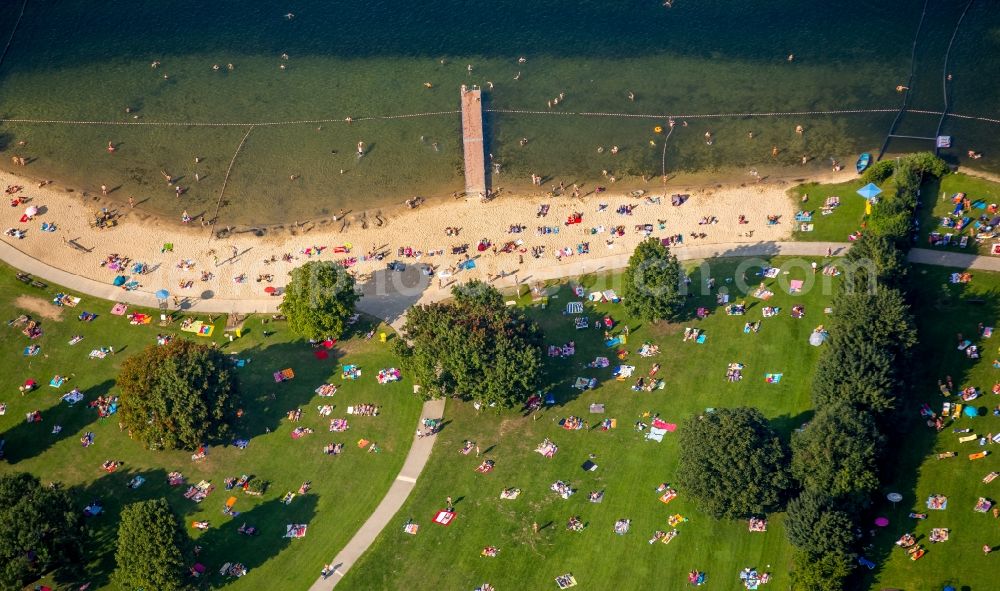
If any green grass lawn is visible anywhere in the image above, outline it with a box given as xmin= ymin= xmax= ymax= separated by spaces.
xmin=916 ymin=172 xmax=1000 ymax=255
xmin=339 ymin=256 xmax=841 ymax=591
xmin=865 ymin=264 xmax=1000 ymax=591
xmin=789 ymin=179 xmax=870 ymax=242
xmin=0 ymin=261 xmax=422 ymax=590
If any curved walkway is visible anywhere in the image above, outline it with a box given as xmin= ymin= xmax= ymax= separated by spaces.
xmin=9 ymin=236 xmax=993 ymax=323
xmin=309 ymin=397 xmax=446 ymax=591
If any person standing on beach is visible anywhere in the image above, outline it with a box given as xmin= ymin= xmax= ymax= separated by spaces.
xmin=101 ymin=184 xmax=108 ymax=196
xmin=128 ymin=196 xmax=135 ymax=208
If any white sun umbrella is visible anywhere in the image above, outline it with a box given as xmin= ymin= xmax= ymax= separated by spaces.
xmin=24 ymin=205 xmax=38 ymax=217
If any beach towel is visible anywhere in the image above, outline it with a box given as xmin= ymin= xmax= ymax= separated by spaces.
xmin=61 ymin=391 xmax=84 ymax=405
xmin=589 ymin=403 xmax=605 ymax=414
xmin=789 ymin=280 xmax=804 ymax=293
xmin=646 ymin=427 xmax=667 ymax=442
xmin=969 ymin=451 xmax=989 ymax=460
xmin=765 ymin=373 xmax=783 ymax=384
xmin=110 ymin=303 xmax=127 ymax=315
xmin=432 ymin=510 xmax=456 ymax=526
xmin=284 ymin=524 xmax=308 ymax=538
xmin=566 ymin=301 xmax=584 ymax=314
xmin=403 ymin=523 xmax=419 ymax=535
xmin=314 ymin=350 xmax=329 ymax=360
xmin=959 ymin=434 xmax=978 ymax=443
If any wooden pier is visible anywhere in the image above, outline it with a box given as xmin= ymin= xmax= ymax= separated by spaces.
xmin=460 ymin=85 xmax=487 ymax=198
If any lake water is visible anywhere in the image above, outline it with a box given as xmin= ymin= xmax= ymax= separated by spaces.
xmin=0 ymin=0 xmax=997 ymax=225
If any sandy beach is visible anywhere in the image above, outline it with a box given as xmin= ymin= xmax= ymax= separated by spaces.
xmin=0 ymin=167 xmax=856 ymax=303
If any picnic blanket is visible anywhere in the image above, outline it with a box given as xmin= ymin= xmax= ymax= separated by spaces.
xmin=274 ymin=368 xmax=295 ymax=382
xmin=432 ymin=510 xmax=456 ymax=526
xmin=284 ymin=524 xmax=308 ymax=538
xmin=646 ymin=427 xmax=667 ymax=442
xmin=315 ymin=384 xmax=338 ymax=397
xmin=110 ymin=303 xmax=127 ymax=315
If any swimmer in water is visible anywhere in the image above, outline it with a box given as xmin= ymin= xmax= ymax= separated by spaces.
xmin=518 ymin=57 xmax=526 ymax=64
xmin=227 ymin=63 xmax=234 ymax=70
xmin=795 ymin=125 xmax=804 ymax=135
xmin=487 ymin=81 xmax=494 ymax=89
xmin=357 ymin=141 xmax=365 ymax=157
xmin=520 ymin=137 xmax=528 ymax=147
xmin=212 ymin=64 xmax=220 ymax=71
xmin=281 ymin=53 xmax=289 ymax=60
xmin=787 ymin=53 xmax=794 ymax=62
xmin=107 ymin=141 xmax=116 ymax=153
xmin=280 ymin=64 xmax=286 ymax=70
xmin=628 ymin=91 xmax=635 ymax=101
xmin=514 ymin=71 xmax=521 ymax=80
xmin=151 ymin=61 xmax=161 ymax=68
xmin=284 ymin=12 xmax=295 ymax=19
xmin=467 ymin=64 xmax=473 ymax=75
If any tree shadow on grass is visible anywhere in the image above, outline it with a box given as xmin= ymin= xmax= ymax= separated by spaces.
xmin=225 ymin=340 xmax=347 ymax=441
xmin=1 ymin=379 xmax=112 ymax=464
xmin=858 ymin=280 xmax=1000 ymax=587
xmin=195 ymin=494 xmax=318 ymax=589
xmin=70 ymin=467 xmax=172 ymax=589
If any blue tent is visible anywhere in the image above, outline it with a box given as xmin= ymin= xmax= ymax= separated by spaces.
xmin=857 ymin=183 xmax=883 ymax=200
xmin=113 ymin=275 xmax=127 ymax=286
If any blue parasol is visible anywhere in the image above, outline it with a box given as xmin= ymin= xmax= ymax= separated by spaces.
xmin=155 ymin=289 xmax=169 ymax=300
xmin=856 ymin=183 xmax=883 ymax=200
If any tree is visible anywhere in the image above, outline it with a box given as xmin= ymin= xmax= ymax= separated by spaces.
xmin=118 ymin=339 xmax=241 ymax=450
xmin=791 ymin=549 xmax=854 ymax=591
xmin=675 ymin=408 xmax=791 ymax=519
xmin=0 ymin=473 xmax=82 ymax=591
xmin=785 ymin=490 xmax=856 ymax=555
xmin=812 ymin=286 xmax=916 ymax=413
xmin=394 ymin=281 xmax=543 ymax=408
xmin=792 ymin=403 xmax=883 ymax=506
xmin=280 ymin=260 xmax=360 ymax=340
xmin=842 ymin=233 xmax=907 ymax=291
xmin=113 ymin=499 xmax=189 ymax=591
xmin=622 ymin=238 xmax=686 ymax=322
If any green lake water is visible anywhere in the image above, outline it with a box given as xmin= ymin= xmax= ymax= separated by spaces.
xmin=0 ymin=0 xmax=997 ymax=225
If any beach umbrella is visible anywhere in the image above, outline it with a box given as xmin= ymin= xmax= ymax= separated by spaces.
xmin=964 ymin=405 xmax=978 ymax=417
xmin=856 ymin=183 xmax=882 ymax=200
xmin=113 ymin=275 xmax=127 ymax=287
xmin=264 ymin=286 xmax=276 ymax=294
xmin=24 ymin=205 xmax=38 ymax=217
xmin=155 ymin=289 xmax=169 ymax=300
xmin=874 ymin=516 xmax=889 ymax=527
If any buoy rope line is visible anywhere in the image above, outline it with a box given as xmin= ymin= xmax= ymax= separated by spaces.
xmin=207 ymin=125 xmax=255 ymax=243
xmin=0 ymin=0 xmax=29 ymax=71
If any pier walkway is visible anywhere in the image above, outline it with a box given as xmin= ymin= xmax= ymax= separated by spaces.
xmin=460 ymin=85 xmax=487 ymax=198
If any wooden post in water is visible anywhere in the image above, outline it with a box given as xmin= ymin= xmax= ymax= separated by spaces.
xmin=460 ymin=85 xmax=487 ymax=199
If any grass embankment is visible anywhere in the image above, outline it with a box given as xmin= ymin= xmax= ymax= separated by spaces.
xmin=341 ymin=256 xmax=840 ymax=591
xmin=916 ymin=172 xmax=1000 ymax=255
xmin=867 ymin=264 xmax=1000 ymax=590
xmin=0 ymin=261 xmax=422 ymax=590
xmin=790 ymin=178 xmax=872 ymax=242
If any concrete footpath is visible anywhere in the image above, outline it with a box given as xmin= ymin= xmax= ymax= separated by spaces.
xmin=308 ymin=398 xmax=446 ymax=591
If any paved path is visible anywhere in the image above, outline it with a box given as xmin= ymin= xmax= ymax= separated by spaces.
xmin=308 ymin=397 xmax=446 ymax=591
xmin=907 ymin=247 xmax=1000 ymax=271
